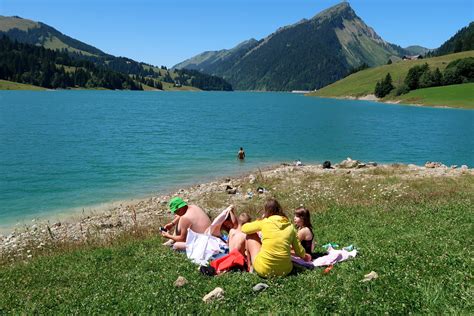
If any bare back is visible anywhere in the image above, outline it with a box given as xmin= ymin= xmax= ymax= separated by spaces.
xmin=178 ymin=204 xmax=211 ymax=234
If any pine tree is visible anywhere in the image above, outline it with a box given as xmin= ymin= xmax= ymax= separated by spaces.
xmin=431 ymin=68 xmax=443 ymax=87
xmin=374 ymin=81 xmax=382 ymax=98
xmin=383 ymin=73 xmax=394 ymax=96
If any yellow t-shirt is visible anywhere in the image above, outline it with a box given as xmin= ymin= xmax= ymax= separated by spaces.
xmin=242 ymin=215 xmax=306 ymax=277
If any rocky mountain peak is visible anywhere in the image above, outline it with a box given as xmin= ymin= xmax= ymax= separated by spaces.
xmin=312 ymin=2 xmax=356 ymax=21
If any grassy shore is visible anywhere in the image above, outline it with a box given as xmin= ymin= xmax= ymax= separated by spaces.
xmin=308 ymin=51 xmax=474 ymax=109
xmin=393 ymin=83 xmax=474 ymax=109
xmin=0 ymin=79 xmax=46 ymax=90
xmin=0 ymin=164 xmax=472 ymax=314
xmin=0 ymin=79 xmax=199 ymax=91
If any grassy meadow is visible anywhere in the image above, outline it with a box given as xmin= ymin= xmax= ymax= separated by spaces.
xmin=394 ymin=83 xmax=474 ymax=109
xmin=0 ymin=79 xmax=46 ymax=90
xmin=309 ymin=51 xmax=474 ymax=108
xmin=0 ymin=166 xmax=472 ymax=314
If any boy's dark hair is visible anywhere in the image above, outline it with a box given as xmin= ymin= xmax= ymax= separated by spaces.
xmin=295 ymin=207 xmax=313 ymax=230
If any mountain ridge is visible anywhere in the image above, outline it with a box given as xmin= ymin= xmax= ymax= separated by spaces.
xmin=0 ymin=15 xmax=108 ymax=57
xmin=0 ymin=15 xmax=233 ymax=91
xmin=173 ymin=3 xmax=414 ymax=91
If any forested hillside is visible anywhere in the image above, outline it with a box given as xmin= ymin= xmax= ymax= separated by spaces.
xmin=0 ymin=36 xmax=141 ymax=90
xmin=432 ymin=22 xmax=473 ymax=56
xmin=0 ymin=15 xmax=233 ymax=91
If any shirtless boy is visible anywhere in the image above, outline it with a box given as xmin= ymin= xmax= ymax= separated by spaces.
xmin=161 ymin=197 xmax=211 ymax=250
xmin=228 ymin=212 xmax=251 ymax=255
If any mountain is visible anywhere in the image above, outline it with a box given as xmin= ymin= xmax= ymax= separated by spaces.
xmin=0 ymin=15 xmax=107 ymax=57
xmin=173 ymin=3 xmax=410 ymax=91
xmin=172 ymin=38 xmax=260 ymax=73
xmin=433 ymin=22 xmax=474 ymax=56
xmin=404 ymin=45 xmax=431 ymax=56
xmin=0 ymin=35 xmax=143 ymax=90
xmin=0 ymin=15 xmax=233 ymax=91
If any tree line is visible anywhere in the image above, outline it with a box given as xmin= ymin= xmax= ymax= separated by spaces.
xmin=174 ymin=69 xmax=233 ymax=91
xmin=374 ymin=57 xmax=474 ymax=98
xmin=0 ymin=36 xmax=142 ymax=90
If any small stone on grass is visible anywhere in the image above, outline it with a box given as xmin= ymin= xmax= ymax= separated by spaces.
xmin=174 ymin=276 xmax=188 ymax=287
xmin=252 ymin=283 xmax=269 ymax=292
xmin=361 ymin=271 xmax=378 ymax=282
xmin=202 ymin=287 xmax=224 ymax=303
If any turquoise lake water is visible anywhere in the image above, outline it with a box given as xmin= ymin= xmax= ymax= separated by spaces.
xmin=0 ymin=91 xmax=473 ymax=229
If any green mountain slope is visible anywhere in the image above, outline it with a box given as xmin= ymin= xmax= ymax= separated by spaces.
xmin=173 ymin=3 xmax=411 ymax=91
xmin=0 ymin=15 xmax=232 ymax=91
xmin=172 ymin=38 xmax=260 ymax=74
xmin=0 ymin=15 xmax=107 ymax=57
xmin=404 ymin=45 xmax=431 ymax=55
xmin=308 ymin=51 xmax=474 ymax=108
xmin=309 ymin=51 xmax=474 ymax=97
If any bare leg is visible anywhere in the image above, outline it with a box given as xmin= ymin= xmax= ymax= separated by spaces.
xmin=246 ymin=233 xmax=262 ymax=269
xmin=173 ymin=241 xmax=186 ymax=251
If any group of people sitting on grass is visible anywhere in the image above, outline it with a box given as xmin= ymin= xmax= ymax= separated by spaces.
xmin=160 ymin=197 xmax=315 ymax=278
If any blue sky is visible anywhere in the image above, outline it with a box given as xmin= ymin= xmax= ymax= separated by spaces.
xmin=1 ymin=0 xmax=472 ymax=67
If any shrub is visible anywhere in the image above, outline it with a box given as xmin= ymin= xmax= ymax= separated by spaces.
xmin=404 ymin=63 xmax=430 ymax=90
xmin=395 ymin=84 xmax=410 ymax=96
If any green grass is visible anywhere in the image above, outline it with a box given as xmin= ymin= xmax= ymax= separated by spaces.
xmin=43 ymin=36 xmax=96 ymax=57
xmin=308 ymin=51 xmax=474 ymax=108
xmin=0 ymin=16 xmax=39 ymax=32
xmin=393 ymin=83 xmax=474 ymax=109
xmin=0 ymin=79 xmax=46 ymax=90
xmin=0 ymin=169 xmax=472 ymax=314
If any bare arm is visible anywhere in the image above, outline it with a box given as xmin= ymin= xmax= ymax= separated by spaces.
xmin=292 ymin=228 xmax=308 ymax=260
xmin=162 ymin=216 xmax=190 ymax=242
xmin=164 ymin=215 xmax=180 ymax=231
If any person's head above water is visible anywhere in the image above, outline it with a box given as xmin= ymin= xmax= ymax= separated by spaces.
xmin=169 ymin=197 xmax=188 ymax=215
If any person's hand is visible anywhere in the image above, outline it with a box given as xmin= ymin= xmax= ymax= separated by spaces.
xmin=161 ymin=231 xmax=171 ymax=239
xmin=164 ymin=223 xmax=174 ymax=231
xmin=303 ymin=253 xmax=312 ymax=262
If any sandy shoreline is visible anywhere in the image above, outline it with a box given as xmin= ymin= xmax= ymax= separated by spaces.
xmin=0 ymin=159 xmax=471 ymax=258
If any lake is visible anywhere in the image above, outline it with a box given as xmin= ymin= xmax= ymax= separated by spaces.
xmin=0 ymin=91 xmax=473 ymax=229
